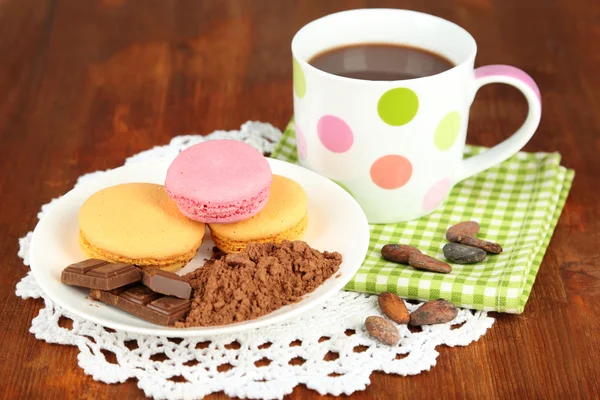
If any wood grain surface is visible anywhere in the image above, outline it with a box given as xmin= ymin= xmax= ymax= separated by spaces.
xmin=1 ymin=0 xmax=599 ymax=398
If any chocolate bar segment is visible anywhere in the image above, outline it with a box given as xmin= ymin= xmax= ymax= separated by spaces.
xmin=147 ymin=297 xmax=192 ymax=315
xmin=90 ymin=284 xmax=191 ymax=326
xmin=141 ymin=267 xmax=192 ymax=299
xmin=121 ymin=285 xmax=162 ymax=304
xmin=62 ymin=259 xmax=141 ymax=290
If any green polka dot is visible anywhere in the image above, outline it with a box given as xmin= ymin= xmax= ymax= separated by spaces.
xmin=377 ymin=88 xmax=419 ymax=126
xmin=332 ymin=180 xmax=354 ymax=198
xmin=434 ymin=111 xmax=461 ymax=150
xmin=293 ymin=58 xmax=306 ymax=98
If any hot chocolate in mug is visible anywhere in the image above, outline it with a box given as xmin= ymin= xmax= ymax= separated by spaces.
xmin=291 ymin=9 xmax=541 ymax=223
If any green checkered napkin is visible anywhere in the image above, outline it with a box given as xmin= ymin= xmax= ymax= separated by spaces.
xmin=271 ymin=120 xmax=574 ymax=313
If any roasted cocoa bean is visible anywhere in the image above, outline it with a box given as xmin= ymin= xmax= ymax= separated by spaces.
xmin=408 ymin=253 xmax=452 ymax=274
xmin=443 ymin=243 xmax=487 ymax=264
xmin=365 ymin=316 xmax=400 ymax=345
xmin=446 ymin=221 xmax=480 ymax=242
xmin=409 ymin=299 xmax=458 ymax=326
xmin=381 ymin=244 xmax=421 ymax=264
xmin=378 ymin=292 xmax=410 ymax=324
xmin=456 ymin=236 xmax=502 ymax=254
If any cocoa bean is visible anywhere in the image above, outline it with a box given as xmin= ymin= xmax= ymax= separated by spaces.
xmin=378 ymin=292 xmax=410 ymax=324
xmin=409 ymin=299 xmax=458 ymax=326
xmin=443 ymin=243 xmax=487 ymax=264
xmin=381 ymin=244 xmax=421 ymax=264
xmin=408 ymin=253 xmax=452 ymax=274
xmin=446 ymin=221 xmax=480 ymax=242
xmin=365 ymin=316 xmax=400 ymax=346
xmin=456 ymin=236 xmax=502 ymax=254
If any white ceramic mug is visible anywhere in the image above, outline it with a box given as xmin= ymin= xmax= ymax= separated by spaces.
xmin=291 ymin=9 xmax=541 ymax=223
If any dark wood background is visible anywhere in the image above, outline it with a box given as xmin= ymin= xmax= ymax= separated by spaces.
xmin=1 ymin=0 xmax=598 ymax=398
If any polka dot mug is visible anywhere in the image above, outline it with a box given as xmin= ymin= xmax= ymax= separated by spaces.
xmin=292 ymin=9 xmax=541 ymax=223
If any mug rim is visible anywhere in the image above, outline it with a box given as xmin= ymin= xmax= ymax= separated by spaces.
xmin=291 ymin=8 xmax=478 ymax=84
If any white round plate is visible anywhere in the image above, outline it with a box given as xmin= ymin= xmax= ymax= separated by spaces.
xmin=29 ymin=158 xmax=370 ymax=337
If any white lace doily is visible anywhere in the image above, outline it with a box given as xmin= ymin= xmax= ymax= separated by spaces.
xmin=15 ymin=121 xmax=495 ymax=400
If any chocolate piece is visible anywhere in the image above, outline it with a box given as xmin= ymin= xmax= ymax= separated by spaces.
xmin=121 ymin=285 xmax=162 ymax=304
xmin=90 ymin=284 xmax=191 ymax=326
xmin=61 ymin=259 xmax=141 ymax=290
xmin=141 ymin=268 xmax=192 ymax=299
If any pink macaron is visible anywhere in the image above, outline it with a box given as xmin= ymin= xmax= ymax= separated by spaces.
xmin=165 ymin=140 xmax=272 ymax=223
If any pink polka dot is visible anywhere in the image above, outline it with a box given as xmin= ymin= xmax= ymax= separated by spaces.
xmin=296 ymin=126 xmax=307 ymax=161
xmin=370 ymin=155 xmax=412 ymax=189
xmin=422 ymin=178 xmax=452 ymax=211
xmin=317 ymin=115 xmax=354 ymax=153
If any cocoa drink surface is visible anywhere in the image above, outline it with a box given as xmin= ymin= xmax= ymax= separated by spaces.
xmin=176 ymin=241 xmax=343 ymax=327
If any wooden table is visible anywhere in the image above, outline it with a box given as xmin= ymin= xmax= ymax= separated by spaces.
xmin=1 ymin=0 xmax=598 ymax=398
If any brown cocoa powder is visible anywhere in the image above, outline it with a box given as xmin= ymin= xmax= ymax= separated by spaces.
xmin=176 ymin=240 xmax=343 ymax=327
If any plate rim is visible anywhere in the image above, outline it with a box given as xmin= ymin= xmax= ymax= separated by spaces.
xmin=29 ymin=157 xmax=370 ymax=337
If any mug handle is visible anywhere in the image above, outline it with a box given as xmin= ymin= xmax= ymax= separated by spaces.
xmin=457 ymin=65 xmax=542 ymax=181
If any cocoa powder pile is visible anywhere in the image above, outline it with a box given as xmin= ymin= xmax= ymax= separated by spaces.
xmin=175 ymin=240 xmax=343 ymax=327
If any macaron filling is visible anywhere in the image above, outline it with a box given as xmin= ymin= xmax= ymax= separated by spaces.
xmin=166 ymin=185 xmax=270 ymax=224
